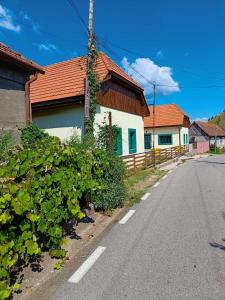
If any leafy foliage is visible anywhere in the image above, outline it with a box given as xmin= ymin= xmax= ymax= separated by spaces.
xmin=92 ymin=150 xmax=126 ymax=213
xmin=85 ymin=44 xmax=100 ymax=141
xmin=97 ymin=118 xmax=120 ymax=152
xmin=0 ymin=135 xmax=107 ymax=298
xmin=209 ymin=110 xmax=225 ymax=131
xmin=0 ymin=130 xmax=13 ymax=163
xmin=19 ymin=123 xmax=49 ymax=149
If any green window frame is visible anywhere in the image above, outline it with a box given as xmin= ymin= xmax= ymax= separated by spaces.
xmin=144 ymin=133 xmax=152 ymax=149
xmin=183 ymin=133 xmax=189 ymax=145
xmin=128 ymin=128 xmax=137 ymax=154
xmin=116 ymin=128 xmax=123 ymax=155
xmin=158 ymin=134 xmax=173 ymax=145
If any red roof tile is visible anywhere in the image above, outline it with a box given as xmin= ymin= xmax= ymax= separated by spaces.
xmin=0 ymin=42 xmax=44 ymax=74
xmin=30 ymin=52 xmax=142 ymax=103
xmin=144 ymin=104 xmax=188 ymax=128
xmin=195 ymin=121 xmax=225 ymax=137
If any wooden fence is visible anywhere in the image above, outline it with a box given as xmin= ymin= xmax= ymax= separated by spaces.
xmin=122 ymin=146 xmax=189 ymax=171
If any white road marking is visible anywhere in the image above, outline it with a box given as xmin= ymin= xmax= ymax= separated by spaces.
xmin=141 ymin=192 xmax=151 ymax=201
xmin=162 ymin=175 xmax=167 ymax=180
xmin=119 ymin=210 xmax=136 ymax=225
xmin=153 ymin=182 xmax=160 ymax=188
xmin=68 ymin=246 xmax=106 ymax=283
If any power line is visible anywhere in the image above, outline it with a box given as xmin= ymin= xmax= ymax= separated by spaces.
xmin=96 ymin=37 xmax=225 ymax=90
xmin=104 ymin=39 xmax=225 ymax=82
xmin=65 ymin=0 xmax=89 ymax=34
xmin=96 ymin=37 xmax=155 ymax=86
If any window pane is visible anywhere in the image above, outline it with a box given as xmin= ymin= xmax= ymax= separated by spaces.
xmin=159 ymin=134 xmax=172 ymax=145
xmin=128 ymin=129 xmax=137 ymax=154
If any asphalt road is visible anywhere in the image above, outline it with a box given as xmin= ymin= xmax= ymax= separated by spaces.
xmin=50 ymin=155 xmax=225 ymax=300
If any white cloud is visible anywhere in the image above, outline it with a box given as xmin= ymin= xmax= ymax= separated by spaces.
xmin=122 ymin=57 xmax=180 ymax=95
xmin=20 ymin=11 xmax=40 ymax=33
xmin=38 ymin=43 xmax=57 ymax=52
xmin=0 ymin=4 xmax=21 ymax=32
xmin=195 ymin=117 xmax=208 ymax=122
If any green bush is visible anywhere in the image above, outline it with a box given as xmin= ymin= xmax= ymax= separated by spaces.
xmin=97 ymin=119 xmax=120 ymax=152
xmin=0 ymin=130 xmax=13 ymax=162
xmin=0 ymin=137 xmax=106 ymax=298
xmin=92 ymin=150 xmax=126 ymax=213
xmin=19 ymin=123 xmax=49 ymax=149
xmin=0 ymin=123 xmax=126 ymax=298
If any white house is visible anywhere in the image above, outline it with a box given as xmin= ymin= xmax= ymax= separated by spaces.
xmin=144 ymin=104 xmax=190 ymax=149
xmin=30 ymin=52 xmax=149 ymax=156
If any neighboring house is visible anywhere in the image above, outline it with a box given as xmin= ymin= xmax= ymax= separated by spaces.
xmin=144 ymin=104 xmax=190 ymax=149
xmin=190 ymin=121 xmax=225 ymax=150
xmin=0 ymin=43 xmax=44 ymax=140
xmin=30 ymin=52 xmax=149 ymax=156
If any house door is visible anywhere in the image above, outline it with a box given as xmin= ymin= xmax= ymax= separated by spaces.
xmin=144 ymin=133 xmax=152 ymax=149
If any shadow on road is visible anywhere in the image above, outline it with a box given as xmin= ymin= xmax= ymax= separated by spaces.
xmin=194 ymin=160 xmax=225 ymax=165
xmin=209 ymin=242 xmax=225 ymax=251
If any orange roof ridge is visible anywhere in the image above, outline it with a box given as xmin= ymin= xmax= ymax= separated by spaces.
xmin=31 ymin=51 xmax=143 ymax=103
xmin=43 ymin=55 xmax=86 ymax=69
xmin=144 ymin=103 xmax=188 ymax=128
xmin=195 ymin=121 xmax=225 ymax=137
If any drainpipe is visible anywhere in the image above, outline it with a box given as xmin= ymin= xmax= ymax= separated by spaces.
xmin=25 ymin=72 xmax=38 ymax=126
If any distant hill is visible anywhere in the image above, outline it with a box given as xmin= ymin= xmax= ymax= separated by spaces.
xmin=209 ymin=110 xmax=225 ymax=131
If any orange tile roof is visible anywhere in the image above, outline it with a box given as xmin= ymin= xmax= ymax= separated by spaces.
xmin=144 ymin=104 xmax=188 ymax=128
xmin=0 ymin=42 xmax=44 ymax=74
xmin=195 ymin=121 xmax=225 ymax=137
xmin=31 ymin=52 xmax=142 ymax=103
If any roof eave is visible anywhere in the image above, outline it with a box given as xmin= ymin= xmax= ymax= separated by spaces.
xmin=32 ymin=95 xmax=84 ymax=108
xmin=144 ymin=124 xmax=183 ymax=128
xmin=0 ymin=52 xmax=44 ymax=74
xmin=109 ymin=71 xmax=143 ymax=92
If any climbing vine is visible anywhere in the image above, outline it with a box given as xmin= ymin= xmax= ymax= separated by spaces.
xmin=85 ymin=43 xmax=100 ymax=140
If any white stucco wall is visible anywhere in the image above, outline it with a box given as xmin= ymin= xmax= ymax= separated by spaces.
xmin=95 ymin=105 xmax=145 ymax=155
xmin=33 ymin=104 xmax=84 ymax=142
xmin=33 ymin=103 xmax=145 ymax=155
xmin=210 ymin=136 xmax=225 ymax=148
xmin=144 ymin=126 xmax=189 ymax=149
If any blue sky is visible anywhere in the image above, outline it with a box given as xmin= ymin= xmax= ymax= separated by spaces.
xmin=1 ymin=0 xmax=225 ymax=121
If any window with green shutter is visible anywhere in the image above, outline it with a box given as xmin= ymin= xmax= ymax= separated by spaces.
xmin=144 ymin=133 xmax=152 ymax=149
xmin=116 ymin=128 xmax=123 ymax=155
xmin=158 ymin=134 xmax=172 ymax=145
xmin=128 ymin=128 xmax=137 ymax=154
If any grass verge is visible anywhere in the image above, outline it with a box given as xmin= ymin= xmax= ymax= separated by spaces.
xmin=125 ymin=168 xmax=166 ymax=206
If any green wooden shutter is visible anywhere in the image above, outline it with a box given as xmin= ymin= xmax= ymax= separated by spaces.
xmin=116 ymin=128 xmax=123 ymax=155
xmin=128 ymin=129 xmax=137 ymax=154
xmin=144 ymin=133 xmax=151 ymax=149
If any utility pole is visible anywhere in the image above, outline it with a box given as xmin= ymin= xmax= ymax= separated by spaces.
xmin=109 ymin=112 xmax=112 ymax=148
xmin=84 ymin=0 xmax=94 ymax=134
xmin=152 ymin=83 xmax=156 ymax=166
